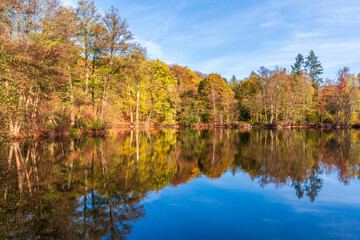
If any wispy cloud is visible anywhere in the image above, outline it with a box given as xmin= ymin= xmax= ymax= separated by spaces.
xmin=136 ymin=39 xmax=164 ymax=59
xmin=82 ymin=0 xmax=360 ymax=79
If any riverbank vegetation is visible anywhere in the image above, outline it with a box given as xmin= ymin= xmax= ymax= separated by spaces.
xmin=1 ymin=0 xmax=360 ymax=140
xmin=232 ymin=53 xmax=360 ymax=127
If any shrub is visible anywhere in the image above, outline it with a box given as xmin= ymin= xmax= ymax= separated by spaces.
xmin=91 ymin=119 xmax=104 ymax=131
xmin=71 ymin=128 xmax=81 ymax=139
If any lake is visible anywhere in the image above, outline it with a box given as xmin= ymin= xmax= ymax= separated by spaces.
xmin=1 ymin=129 xmax=360 ymax=239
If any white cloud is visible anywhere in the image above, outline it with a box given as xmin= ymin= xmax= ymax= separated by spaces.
xmin=136 ymin=39 xmax=164 ymax=60
xmin=86 ymin=0 xmax=360 ymax=79
xmin=60 ymin=0 xmax=77 ymax=7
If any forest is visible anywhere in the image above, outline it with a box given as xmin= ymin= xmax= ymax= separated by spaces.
xmin=1 ymin=0 xmax=360 ymax=139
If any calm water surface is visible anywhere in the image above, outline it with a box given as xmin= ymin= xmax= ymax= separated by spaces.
xmin=1 ymin=129 xmax=360 ymax=239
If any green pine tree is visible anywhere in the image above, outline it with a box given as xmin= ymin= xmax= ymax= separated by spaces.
xmin=305 ymin=50 xmax=324 ymax=89
xmin=291 ymin=53 xmax=305 ymax=75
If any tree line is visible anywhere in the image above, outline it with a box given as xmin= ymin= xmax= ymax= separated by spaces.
xmin=231 ymin=51 xmax=360 ymax=126
xmin=1 ymin=0 xmax=360 ymax=139
xmin=0 ymin=0 xmax=237 ymax=139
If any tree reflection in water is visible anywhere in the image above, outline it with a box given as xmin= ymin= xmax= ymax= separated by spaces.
xmin=1 ymin=129 xmax=360 ymax=238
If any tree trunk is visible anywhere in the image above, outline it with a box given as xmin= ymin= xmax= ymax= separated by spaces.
xmin=4 ymin=145 xmax=14 ymax=201
xmin=100 ymin=76 xmax=108 ymax=122
xmin=14 ymin=143 xmax=24 ymax=202
xmin=275 ymin=97 xmax=279 ymax=122
xmin=136 ymin=84 xmax=139 ymax=127
xmin=9 ymin=118 xmax=22 ymax=137
xmin=302 ymin=99 xmax=306 ymax=124
xmin=5 ymin=81 xmax=9 ymax=95
xmin=69 ymin=67 xmax=75 ymax=127
xmin=212 ymin=131 xmax=216 ymax=165
xmin=212 ymin=88 xmax=216 ymax=126
xmin=68 ymin=140 xmax=74 ymax=190
xmin=128 ymin=86 xmax=133 ymax=123
xmin=9 ymin=92 xmax=25 ymax=136
xmin=84 ymin=65 xmax=89 ymax=104
xmin=30 ymin=144 xmax=39 ymax=190
xmin=346 ymin=102 xmax=352 ymax=127
xmin=270 ymin=94 xmax=274 ymax=123
xmin=287 ymin=97 xmax=296 ymax=124
xmin=91 ymin=55 xmax=96 ymax=108
xmin=174 ymin=102 xmax=177 ymax=122
xmin=136 ymin=130 xmax=139 ymax=162
xmin=263 ymin=88 xmax=267 ymax=123
xmin=146 ymin=110 xmax=152 ymax=127
xmin=83 ymin=168 xmax=88 ymax=237
xmin=31 ymin=95 xmax=39 ymax=122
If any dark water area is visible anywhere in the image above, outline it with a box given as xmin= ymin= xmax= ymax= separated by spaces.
xmin=1 ymin=129 xmax=360 ymax=239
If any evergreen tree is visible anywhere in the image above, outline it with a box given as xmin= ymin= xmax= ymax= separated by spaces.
xmin=230 ymin=75 xmax=237 ymax=84
xmin=249 ymin=71 xmax=258 ymax=78
xmin=291 ymin=53 xmax=305 ymax=75
xmin=305 ymin=50 xmax=324 ymax=89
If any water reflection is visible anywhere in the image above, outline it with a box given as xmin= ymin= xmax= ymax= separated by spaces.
xmin=1 ymin=129 xmax=360 ymax=238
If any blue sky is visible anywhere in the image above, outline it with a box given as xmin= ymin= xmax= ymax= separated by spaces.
xmin=62 ymin=0 xmax=360 ymax=80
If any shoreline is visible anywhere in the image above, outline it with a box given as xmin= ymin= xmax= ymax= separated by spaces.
xmin=1 ymin=123 xmax=359 ymax=142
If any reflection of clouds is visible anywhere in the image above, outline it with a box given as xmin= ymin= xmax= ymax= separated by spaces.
xmin=5 ymin=129 xmax=360 ymax=239
xmin=318 ymin=219 xmax=360 ymax=235
xmin=311 ymin=175 xmax=360 ymax=207
xmin=291 ymin=205 xmax=323 ymax=214
xmin=189 ymin=196 xmax=223 ymax=206
xmin=169 ymin=203 xmax=186 ymax=207
xmin=200 ymin=171 xmax=360 ymax=210
xmin=142 ymin=190 xmax=162 ymax=204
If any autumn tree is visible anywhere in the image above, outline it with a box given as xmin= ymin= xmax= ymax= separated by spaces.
xmin=198 ymin=74 xmax=235 ymax=125
xmin=238 ymin=73 xmax=262 ymax=122
xmin=119 ymin=45 xmax=151 ymax=126
xmin=334 ymin=67 xmax=360 ymax=126
xmin=0 ymin=0 xmax=69 ymax=136
xmin=149 ymin=60 xmax=177 ymax=124
xmin=170 ymin=65 xmax=202 ymax=125
xmin=100 ymin=6 xmax=133 ymax=121
xmin=284 ymin=71 xmax=314 ymax=124
xmin=51 ymin=6 xmax=80 ymax=127
xmin=76 ymin=0 xmax=99 ymax=104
